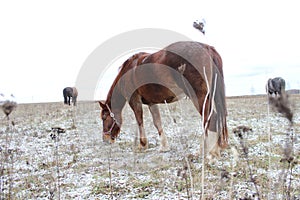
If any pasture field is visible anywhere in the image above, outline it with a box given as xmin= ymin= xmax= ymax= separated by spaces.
xmin=0 ymin=95 xmax=299 ymax=199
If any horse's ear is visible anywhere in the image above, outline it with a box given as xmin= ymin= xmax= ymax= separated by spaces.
xmin=98 ymin=100 xmax=106 ymax=109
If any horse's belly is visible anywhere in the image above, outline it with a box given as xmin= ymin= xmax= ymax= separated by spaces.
xmin=139 ymin=84 xmax=185 ymax=104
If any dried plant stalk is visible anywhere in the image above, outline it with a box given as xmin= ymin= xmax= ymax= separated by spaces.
xmin=200 ymin=66 xmax=217 ymax=199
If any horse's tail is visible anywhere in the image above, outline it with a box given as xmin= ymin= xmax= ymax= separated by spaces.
xmin=209 ymin=47 xmax=228 ymax=148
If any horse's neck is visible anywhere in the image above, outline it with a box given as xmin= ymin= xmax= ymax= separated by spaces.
xmin=106 ymin=86 xmax=126 ymax=124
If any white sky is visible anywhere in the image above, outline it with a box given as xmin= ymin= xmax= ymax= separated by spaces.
xmin=1 ymin=0 xmax=300 ymax=103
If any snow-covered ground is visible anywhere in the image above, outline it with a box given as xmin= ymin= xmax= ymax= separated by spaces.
xmin=0 ymin=95 xmax=299 ymax=199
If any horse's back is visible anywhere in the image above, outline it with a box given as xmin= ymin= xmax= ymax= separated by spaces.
xmin=142 ymin=41 xmax=224 ymax=87
xmin=270 ymin=77 xmax=286 ymax=94
xmin=63 ymin=87 xmax=72 ymax=96
xmin=145 ymin=41 xmax=223 ymax=77
xmin=274 ymin=77 xmax=285 ymax=88
xmin=63 ymin=87 xmax=78 ymax=98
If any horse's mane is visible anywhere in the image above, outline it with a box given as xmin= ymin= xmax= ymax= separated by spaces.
xmin=105 ymin=52 xmax=150 ymax=105
xmin=118 ymin=52 xmax=149 ymax=72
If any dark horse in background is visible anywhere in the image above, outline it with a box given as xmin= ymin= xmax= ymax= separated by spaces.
xmin=99 ymin=41 xmax=228 ymax=158
xmin=266 ymin=77 xmax=286 ymax=96
xmin=63 ymin=87 xmax=78 ymax=106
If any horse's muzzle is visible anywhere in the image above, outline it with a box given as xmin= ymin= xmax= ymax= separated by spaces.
xmin=102 ymin=133 xmax=115 ymax=144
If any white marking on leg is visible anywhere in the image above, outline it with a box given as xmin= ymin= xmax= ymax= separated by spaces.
xmin=205 ymin=130 xmax=220 ymax=158
xmin=138 ymin=124 xmax=148 ymax=150
xmin=159 ymin=130 xmax=170 ymax=152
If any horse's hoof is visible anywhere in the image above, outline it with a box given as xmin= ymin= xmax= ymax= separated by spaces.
xmin=136 ymin=143 xmax=148 ymax=152
xmin=206 ymin=155 xmax=218 ymax=165
xmin=159 ymin=146 xmax=170 ymax=152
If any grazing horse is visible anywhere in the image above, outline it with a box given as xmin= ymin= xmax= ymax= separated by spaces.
xmin=266 ymin=77 xmax=286 ymax=96
xmin=63 ymin=87 xmax=78 ymax=106
xmin=99 ymin=41 xmax=228 ymax=158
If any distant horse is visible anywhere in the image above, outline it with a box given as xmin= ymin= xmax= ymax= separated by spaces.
xmin=63 ymin=87 xmax=78 ymax=106
xmin=99 ymin=41 xmax=228 ymax=158
xmin=266 ymin=77 xmax=286 ymax=96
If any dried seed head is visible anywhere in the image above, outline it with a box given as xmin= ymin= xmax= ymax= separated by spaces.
xmin=268 ymin=94 xmax=293 ymax=124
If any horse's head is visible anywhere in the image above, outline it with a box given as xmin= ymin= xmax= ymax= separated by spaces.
xmin=99 ymin=101 xmax=121 ymax=143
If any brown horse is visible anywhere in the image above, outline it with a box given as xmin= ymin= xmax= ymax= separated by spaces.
xmin=99 ymin=41 xmax=228 ymax=157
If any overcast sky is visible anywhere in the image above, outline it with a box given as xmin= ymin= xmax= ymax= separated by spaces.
xmin=1 ymin=0 xmax=300 ymax=103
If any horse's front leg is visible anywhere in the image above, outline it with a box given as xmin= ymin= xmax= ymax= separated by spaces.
xmin=129 ymin=98 xmax=148 ymax=150
xmin=148 ymin=104 xmax=170 ymax=152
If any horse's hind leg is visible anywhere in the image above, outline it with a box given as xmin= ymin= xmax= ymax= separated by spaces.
xmin=64 ymin=96 xmax=68 ymax=104
xmin=191 ymin=89 xmax=220 ymax=158
xmin=148 ymin=104 xmax=170 ymax=152
xmin=206 ymin=130 xmax=221 ymax=158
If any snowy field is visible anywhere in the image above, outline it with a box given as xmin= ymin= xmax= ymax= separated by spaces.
xmin=0 ymin=95 xmax=299 ymax=199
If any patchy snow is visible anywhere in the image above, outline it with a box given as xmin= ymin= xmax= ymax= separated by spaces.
xmin=0 ymin=95 xmax=299 ymax=199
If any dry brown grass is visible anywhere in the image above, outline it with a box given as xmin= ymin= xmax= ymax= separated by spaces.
xmin=0 ymin=95 xmax=299 ymax=199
